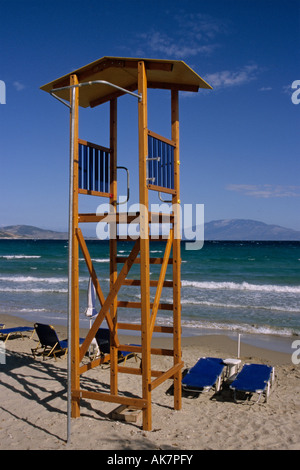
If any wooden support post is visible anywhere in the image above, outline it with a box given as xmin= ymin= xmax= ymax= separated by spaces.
xmin=110 ymin=98 xmax=118 ymax=395
xmin=171 ymin=89 xmax=182 ymax=411
xmin=70 ymin=74 xmax=80 ymax=418
xmin=138 ymin=60 xmax=152 ymax=431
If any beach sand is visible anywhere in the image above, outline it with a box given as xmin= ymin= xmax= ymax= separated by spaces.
xmin=0 ymin=314 xmax=299 ymax=450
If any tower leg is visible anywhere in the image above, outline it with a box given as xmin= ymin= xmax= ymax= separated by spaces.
xmin=138 ymin=61 xmax=152 ymax=431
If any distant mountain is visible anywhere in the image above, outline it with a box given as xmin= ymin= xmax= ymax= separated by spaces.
xmin=1 ymin=220 xmax=300 ymax=241
xmin=0 ymin=225 xmax=68 ymax=239
xmin=203 ymin=219 xmax=300 ymax=241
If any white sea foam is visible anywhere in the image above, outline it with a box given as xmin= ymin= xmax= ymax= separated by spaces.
xmin=0 ymin=255 xmax=41 ymax=259
xmin=0 ymin=287 xmax=67 ymax=293
xmin=180 ymin=298 xmax=300 ymax=313
xmin=155 ymin=315 xmax=297 ymax=337
xmin=181 ymin=279 xmax=300 ymax=294
xmin=79 ymin=257 xmax=109 ymax=263
xmin=0 ymin=275 xmax=67 ymax=284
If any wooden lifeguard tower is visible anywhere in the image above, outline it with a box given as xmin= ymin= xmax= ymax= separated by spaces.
xmin=41 ymin=57 xmax=211 ymax=432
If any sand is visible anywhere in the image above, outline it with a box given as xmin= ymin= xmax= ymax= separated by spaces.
xmin=0 ymin=314 xmax=300 ymax=451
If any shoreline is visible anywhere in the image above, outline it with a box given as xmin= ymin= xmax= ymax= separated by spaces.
xmin=0 ymin=312 xmax=294 ymax=365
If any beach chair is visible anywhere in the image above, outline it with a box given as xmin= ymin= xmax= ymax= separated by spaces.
xmin=95 ymin=328 xmax=138 ymax=364
xmin=31 ymin=323 xmax=84 ymax=361
xmin=182 ymin=357 xmax=225 ymax=393
xmin=230 ymin=363 xmax=275 ymax=403
xmin=0 ymin=326 xmax=34 ymax=343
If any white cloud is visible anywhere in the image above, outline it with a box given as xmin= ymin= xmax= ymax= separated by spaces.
xmin=136 ymin=12 xmax=226 ymax=59
xmin=259 ymin=86 xmax=272 ymax=91
xmin=205 ymin=65 xmax=259 ymax=89
xmin=140 ymin=31 xmax=215 ymax=58
xmin=226 ymin=184 xmax=300 ymax=198
xmin=13 ymin=81 xmax=25 ymax=91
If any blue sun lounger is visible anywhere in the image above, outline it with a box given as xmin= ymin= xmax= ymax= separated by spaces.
xmin=95 ymin=328 xmax=138 ymax=364
xmin=230 ymin=363 xmax=275 ymax=403
xmin=0 ymin=326 xmax=34 ymax=343
xmin=182 ymin=357 xmax=225 ymax=393
xmin=32 ymin=323 xmax=84 ymax=361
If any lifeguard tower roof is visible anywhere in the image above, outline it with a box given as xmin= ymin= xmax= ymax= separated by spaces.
xmin=40 ymin=56 xmax=212 ymax=108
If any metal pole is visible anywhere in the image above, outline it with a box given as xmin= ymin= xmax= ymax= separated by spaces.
xmin=237 ymin=333 xmax=241 ymax=359
xmin=67 ymin=86 xmax=76 ymax=444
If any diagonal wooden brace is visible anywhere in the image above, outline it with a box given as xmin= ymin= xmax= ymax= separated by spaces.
xmin=78 ymin=233 xmax=141 ymax=361
xmin=76 ymin=228 xmax=113 ymax=328
xmin=149 ymin=229 xmax=173 ymax=337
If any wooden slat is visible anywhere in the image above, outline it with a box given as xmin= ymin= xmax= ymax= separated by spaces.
xmin=78 ymin=138 xmax=111 ymax=153
xmin=147 ymin=184 xmax=176 ymax=195
xmin=79 ymin=355 xmax=110 ymax=374
xmin=122 ymin=279 xmax=173 ymax=288
xmin=117 ymin=322 xmax=174 ymax=334
xmin=78 ymin=211 xmax=173 ymax=224
xmin=73 ymin=389 xmax=148 ymax=409
xmin=117 ymin=301 xmax=173 ymax=310
xmin=116 ymin=256 xmax=173 ymax=265
xmin=118 ymin=344 xmax=174 ymax=357
xmin=78 ymin=188 xmax=111 ymax=198
xmin=78 ymin=212 xmax=139 ymax=223
xmin=147 ymin=129 xmax=176 ymax=147
xmin=150 ymin=362 xmax=184 ymax=391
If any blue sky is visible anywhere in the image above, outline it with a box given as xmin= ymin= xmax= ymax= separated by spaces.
xmin=1 ymin=0 xmax=299 ymax=233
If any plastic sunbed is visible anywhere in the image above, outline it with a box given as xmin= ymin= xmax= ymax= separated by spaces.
xmin=182 ymin=357 xmax=225 ymax=393
xmin=0 ymin=326 xmax=34 ymax=343
xmin=230 ymin=363 xmax=275 ymax=403
xmin=95 ymin=328 xmax=138 ymax=364
xmin=32 ymin=323 xmax=84 ymax=361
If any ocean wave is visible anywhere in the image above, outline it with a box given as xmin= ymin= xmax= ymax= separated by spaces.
xmin=181 ymin=279 xmax=300 ymax=294
xmin=0 ymin=255 xmax=41 ymax=259
xmin=0 ymin=275 xmax=92 ymax=284
xmin=79 ymin=257 xmax=109 ymax=263
xmin=20 ymin=308 xmax=47 ymax=312
xmin=0 ymin=287 xmax=67 ymax=293
xmin=155 ymin=315 xmax=298 ymax=337
xmin=180 ymin=298 xmax=300 ymax=313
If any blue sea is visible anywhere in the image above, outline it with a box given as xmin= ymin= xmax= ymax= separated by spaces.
xmin=0 ymin=239 xmax=299 ymax=351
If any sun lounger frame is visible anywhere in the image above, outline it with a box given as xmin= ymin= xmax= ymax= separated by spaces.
xmin=182 ymin=357 xmax=226 ymax=393
xmin=0 ymin=326 xmax=34 ymax=343
xmin=230 ymin=363 xmax=275 ymax=403
xmin=31 ymin=323 xmax=84 ymax=361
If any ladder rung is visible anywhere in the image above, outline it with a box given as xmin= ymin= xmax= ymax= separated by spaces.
xmin=122 ymin=279 xmax=173 ymax=288
xmin=117 ymin=301 xmax=173 ymax=310
xmin=117 ymin=322 xmax=174 ymax=334
xmin=116 ymin=235 xmax=174 ymax=241
xmin=116 ymin=257 xmax=173 ymax=265
xmin=78 ymin=212 xmax=174 ymax=224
